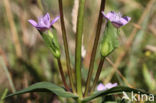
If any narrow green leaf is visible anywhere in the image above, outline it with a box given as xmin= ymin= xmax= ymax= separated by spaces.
xmin=82 ymin=86 xmax=151 ymax=103
xmin=6 ymin=82 xmax=78 ymax=99
xmin=143 ymin=64 xmax=155 ymax=90
xmin=100 ymin=21 xmax=119 ymax=57
xmin=0 ymin=89 xmax=8 ymax=103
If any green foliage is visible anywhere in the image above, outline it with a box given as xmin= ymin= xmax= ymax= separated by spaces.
xmin=82 ymin=86 xmax=149 ymax=103
xmin=6 ymin=83 xmax=152 ymax=103
xmin=6 ymin=82 xmax=78 ymax=99
xmin=143 ymin=64 xmax=156 ymax=91
xmin=100 ymin=21 xmax=119 ymax=57
xmin=41 ymin=29 xmax=61 ymax=58
xmin=0 ymin=89 xmax=8 ymax=103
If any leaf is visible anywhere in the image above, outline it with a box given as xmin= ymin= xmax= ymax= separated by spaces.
xmin=143 ymin=64 xmax=155 ymax=90
xmin=6 ymin=82 xmax=78 ymax=99
xmin=82 ymin=86 xmax=150 ymax=103
xmin=100 ymin=21 xmax=119 ymax=57
xmin=0 ymin=89 xmax=8 ymax=103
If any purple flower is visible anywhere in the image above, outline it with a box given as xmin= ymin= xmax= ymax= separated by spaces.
xmin=97 ymin=83 xmax=118 ymax=91
xmin=28 ymin=13 xmax=60 ymax=31
xmin=102 ymin=11 xmax=131 ymax=28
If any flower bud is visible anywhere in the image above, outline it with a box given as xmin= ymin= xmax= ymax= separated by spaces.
xmin=100 ymin=21 xmax=119 ymax=57
xmin=41 ymin=30 xmax=61 ymax=58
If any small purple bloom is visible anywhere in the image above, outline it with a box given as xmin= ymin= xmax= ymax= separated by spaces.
xmin=28 ymin=13 xmax=60 ymax=31
xmin=105 ymin=83 xmax=118 ymax=89
xmin=102 ymin=11 xmax=131 ymax=28
xmin=97 ymin=83 xmax=118 ymax=91
xmin=97 ymin=83 xmax=107 ymax=91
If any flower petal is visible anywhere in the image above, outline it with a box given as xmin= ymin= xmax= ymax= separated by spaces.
xmin=43 ymin=13 xmax=50 ymax=26
xmin=28 ymin=20 xmax=37 ymax=27
xmin=120 ymin=16 xmax=131 ymax=25
xmin=101 ymin=11 xmax=109 ymax=20
xmin=43 ymin=13 xmax=50 ymax=22
xmin=123 ymin=16 xmax=131 ymax=21
xmin=105 ymin=83 xmax=118 ymax=89
xmin=51 ymin=16 xmax=60 ymax=26
xmin=35 ymin=26 xmax=49 ymax=31
xmin=38 ymin=17 xmax=46 ymax=27
xmin=97 ymin=83 xmax=107 ymax=91
xmin=111 ymin=21 xmax=123 ymax=28
xmin=102 ymin=11 xmax=115 ymax=21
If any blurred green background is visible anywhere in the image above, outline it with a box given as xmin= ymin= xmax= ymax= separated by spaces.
xmin=0 ymin=0 xmax=156 ymax=102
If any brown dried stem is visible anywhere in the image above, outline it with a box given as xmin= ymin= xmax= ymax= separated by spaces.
xmin=3 ymin=0 xmax=22 ymax=58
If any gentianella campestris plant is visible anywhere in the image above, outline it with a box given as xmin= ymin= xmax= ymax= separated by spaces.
xmin=6 ymin=1 xmax=150 ymax=103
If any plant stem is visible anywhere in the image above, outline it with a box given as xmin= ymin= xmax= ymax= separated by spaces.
xmin=58 ymin=0 xmax=76 ymax=93
xmin=0 ymin=56 xmax=16 ymax=93
xmin=84 ymin=0 xmax=106 ymax=97
xmin=3 ymin=0 xmax=22 ymax=58
xmin=57 ymin=58 xmax=70 ymax=91
xmin=0 ymin=89 xmax=8 ymax=103
xmin=75 ymin=0 xmax=85 ymax=98
xmin=37 ymin=0 xmax=44 ymax=11
xmin=77 ymin=99 xmax=82 ymax=103
xmin=91 ymin=57 xmax=105 ymax=93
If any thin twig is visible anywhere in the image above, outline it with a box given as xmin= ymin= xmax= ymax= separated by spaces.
xmin=0 ymin=56 xmax=16 ymax=93
xmin=0 ymin=48 xmax=9 ymax=67
xmin=3 ymin=0 xmax=22 ymax=58
xmin=149 ymin=25 xmax=156 ymax=37
xmin=106 ymin=57 xmax=133 ymax=88
xmin=71 ymin=0 xmax=79 ymax=33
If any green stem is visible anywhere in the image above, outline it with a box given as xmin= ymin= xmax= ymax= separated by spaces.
xmin=90 ymin=57 xmax=105 ymax=93
xmin=75 ymin=0 xmax=85 ymax=98
xmin=0 ymin=89 xmax=8 ymax=103
xmin=57 ymin=58 xmax=70 ymax=91
xmin=0 ymin=56 xmax=16 ymax=93
xmin=77 ymin=99 xmax=82 ymax=103
xmin=84 ymin=0 xmax=106 ymax=97
xmin=58 ymin=0 xmax=76 ymax=93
